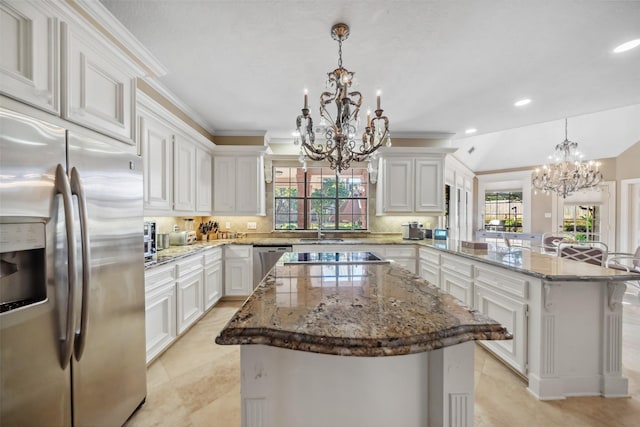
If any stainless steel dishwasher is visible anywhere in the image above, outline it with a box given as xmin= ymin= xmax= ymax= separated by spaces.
xmin=253 ymin=245 xmax=292 ymax=288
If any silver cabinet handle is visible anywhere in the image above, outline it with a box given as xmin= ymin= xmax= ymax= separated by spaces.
xmin=55 ymin=164 xmax=77 ymax=369
xmin=70 ymin=167 xmax=91 ymax=361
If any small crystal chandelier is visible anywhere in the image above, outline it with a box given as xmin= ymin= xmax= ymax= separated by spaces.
xmin=294 ymin=23 xmax=391 ymax=173
xmin=532 ymin=118 xmax=603 ymax=199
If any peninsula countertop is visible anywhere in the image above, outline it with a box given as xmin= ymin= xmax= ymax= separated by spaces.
xmin=215 ymin=252 xmax=511 ymax=356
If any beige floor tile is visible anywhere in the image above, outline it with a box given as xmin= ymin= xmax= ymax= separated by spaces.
xmin=127 ymin=290 xmax=640 ymax=427
xmin=190 ymin=384 xmax=241 ymax=427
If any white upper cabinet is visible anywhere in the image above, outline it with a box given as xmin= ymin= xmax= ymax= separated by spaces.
xmin=381 ymin=158 xmax=414 ymax=213
xmin=196 ymin=148 xmax=212 ymax=213
xmin=139 ymin=111 xmax=173 ymax=212
xmin=213 ymin=148 xmax=266 ymax=216
xmin=376 ymin=148 xmax=452 ymax=215
xmin=415 ymin=158 xmax=444 ymax=212
xmin=0 ymin=1 xmax=59 ymax=113
xmin=137 ymin=92 xmax=214 ymax=216
xmin=61 ymin=21 xmax=136 ymax=143
xmin=173 ymin=136 xmax=196 ymax=212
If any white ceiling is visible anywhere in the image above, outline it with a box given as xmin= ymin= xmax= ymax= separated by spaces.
xmin=99 ymin=0 xmax=640 ymax=171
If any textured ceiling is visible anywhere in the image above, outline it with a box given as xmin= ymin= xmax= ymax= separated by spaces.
xmin=100 ymin=0 xmax=640 ymax=171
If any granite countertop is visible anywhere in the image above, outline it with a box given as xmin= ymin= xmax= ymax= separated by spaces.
xmin=146 ymin=234 xmax=639 ymax=282
xmin=419 ymin=240 xmax=640 ymax=282
xmin=215 ymin=255 xmax=511 ymax=356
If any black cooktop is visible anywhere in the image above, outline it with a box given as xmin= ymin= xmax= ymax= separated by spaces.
xmin=282 ymin=251 xmax=388 ymax=264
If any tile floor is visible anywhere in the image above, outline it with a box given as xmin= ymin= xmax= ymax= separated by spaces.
xmin=125 ymin=286 xmax=640 ymax=427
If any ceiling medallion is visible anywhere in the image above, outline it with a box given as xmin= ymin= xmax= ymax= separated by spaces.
xmin=532 ymin=118 xmax=603 ymax=199
xmin=294 ymin=23 xmax=391 ymax=173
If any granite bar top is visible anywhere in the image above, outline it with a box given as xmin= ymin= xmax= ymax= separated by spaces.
xmin=420 ymin=240 xmax=639 ymax=282
xmin=215 ymin=255 xmax=511 ymax=356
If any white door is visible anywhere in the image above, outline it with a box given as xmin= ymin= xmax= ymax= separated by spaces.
xmin=620 ymin=178 xmax=640 ymax=253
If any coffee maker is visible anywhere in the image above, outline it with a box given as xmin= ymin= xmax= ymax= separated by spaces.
xmin=401 ymin=222 xmax=424 ymax=240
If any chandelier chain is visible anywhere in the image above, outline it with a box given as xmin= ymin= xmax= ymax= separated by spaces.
xmin=338 ymin=38 xmax=343 ymax=68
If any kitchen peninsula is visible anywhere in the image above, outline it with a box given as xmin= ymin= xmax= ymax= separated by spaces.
xmin=216 ymin=252 xmax=511 ymax=427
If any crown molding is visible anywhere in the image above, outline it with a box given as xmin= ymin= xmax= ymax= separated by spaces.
xmin=140 ymin=77 xmax=216 ymax=135
xmin=71 ymin=0 xmax=167 ymax=77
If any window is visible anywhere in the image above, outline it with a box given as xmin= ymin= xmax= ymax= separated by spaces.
xmin=484 ymin=191 xmax=523 ymax=232
xmin=274 ymin=167 xmax=368 ymax=230
xmin=563 ymin=205 xmax=600 ymax=241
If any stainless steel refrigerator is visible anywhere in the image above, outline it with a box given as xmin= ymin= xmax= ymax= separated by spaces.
xmin=0 ymin=106 xmax=146 ymax=426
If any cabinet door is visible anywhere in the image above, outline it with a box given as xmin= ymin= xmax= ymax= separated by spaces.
xmin=475 ymin=283 xmax=528 ymax=375
xmin=204 ymin=260 xmax=222 ymax=310
xmin=61 ymin=23 xmax=135 ymax=143
xmin=140 ymin=114 xmax=172 ymax=211
xmin=173 ymin=137 xmax=196 ymax=212
xmin=441 ymin=270 xmax=474 ymax=307
xmin=213 ymin=156 xmax=236 ymax=213
xmin=0 ymin=1 xmax=58 ymax=113
xmin=176 ymin=270 xmax=204 ymax=334
xmin=419 ymin=260 xmax=440 ymax=287
xmin=415 ymin=158 xmax=444 ymax=213
xmin=225 ymin=258 xmax=252 ymax=296
xmin=145 ymin=281 xmax=176 ymax=363
xmin=236 ymin=155 xmax=265 ymax=215
xmin=381 ymin=158 xmax=413 ymax=213
xmin=196 ymin=148 xmax=212 ymax=213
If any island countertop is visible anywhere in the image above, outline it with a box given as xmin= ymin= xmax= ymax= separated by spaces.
xmin=215 ymin=253 xmax=511 ymax=356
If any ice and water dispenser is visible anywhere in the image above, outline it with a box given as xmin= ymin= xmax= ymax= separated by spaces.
xmin=0 ymin=223 xmax=46 ymax=313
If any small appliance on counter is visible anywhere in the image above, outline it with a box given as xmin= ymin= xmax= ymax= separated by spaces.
xmin=423 ymin=229 xmax=433 ymax=239
xmin=144 ymin=221 xmax=157 ymax=262
xmin=434 ymin=229 xmax=448 ymax=240
xmin=402 ymin=222 xmax=424 ymax=240
xmin=168 ymin=224 xmax=197 ymax=246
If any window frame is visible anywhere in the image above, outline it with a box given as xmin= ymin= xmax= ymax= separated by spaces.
xmin=273 ymin=166 xmax=369 ymax=231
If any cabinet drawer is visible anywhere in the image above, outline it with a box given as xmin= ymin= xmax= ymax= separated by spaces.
xmin=418 ymin=247 xmax=440 ymax=265
xmin=441 ymin=254 xmax=474 ymax=278
xmin=225 ymin=244 xmax=251 ymax=259
xmin=176 ymin=255 xmax=204 ymax=277
xmin=145 ymin=263 xmax=176 ymax=291
xmin=475 ymin=265 xmax=529 ymax=300
xmin=203 ymin=247 xmax=223 ymax=265
xmin=384 ymin=246 xmax=416 ymax=258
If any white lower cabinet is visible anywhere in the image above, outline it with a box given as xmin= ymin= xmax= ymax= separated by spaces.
xmin=474 ymin=264 xmax=530 ymax=376
xmin=203 ymin=248 xmax=223 ymax=310
xmin=145 ymin=247 xmax=223 ymax=363
xmin=224 ymin=245 xmax=253 ymax=296
xmin=144 ymin=263 xmax=177 ymax=363
xmin=176 ymin=256 xmax=204 ymax=334
xmin=418 ymin=247 xmax=441 ymax=287
xmin=440 ymin=254 xmax=474 ymax=306
xmin=383 ymin=245 xmax=417 ymax=274
xmin=441 ymin=270 xmax=474 ymax=306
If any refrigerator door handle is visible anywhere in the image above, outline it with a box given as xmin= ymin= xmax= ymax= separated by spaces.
xmin=55 ymin=164 xmax=78 ymax=369
xmin=70 ymin=167 xmax=91 ymax=361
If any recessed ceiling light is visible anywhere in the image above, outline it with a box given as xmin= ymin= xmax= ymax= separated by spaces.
xmin=514 ymin=98 xmax=531 ymax=107
xmin=613 ymin=39 xmax=640 ymax=53
xmin=465 ymin=128 xmax=477 ymax=135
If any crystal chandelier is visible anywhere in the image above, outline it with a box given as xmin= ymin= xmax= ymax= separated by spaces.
xmin=532 ymin=118 xmax=603 ymax=199
xmin=294 ymin=23 xmax=391 ymax=173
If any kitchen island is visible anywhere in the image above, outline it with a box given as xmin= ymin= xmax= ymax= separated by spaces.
xmin=216 ymin=252 xmax=510 ymax=427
